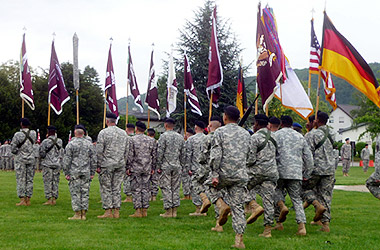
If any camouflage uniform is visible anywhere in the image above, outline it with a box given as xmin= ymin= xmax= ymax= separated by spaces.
xmin=0 ymin=144 xmax=3 ymax=170
xmin=96 ymin=126 xmax=129 ymax=210
xmin=11 ymin=128 xmax=37 ymax=198
xmin=149 ymin=139 xmax=159 ymax=197
xmin=157 ymin=130 xmax=185 ymax=210
xmin=127 ymin=133 xmax=157 ymax=209
xmin=185 ymin=132 xmax=207 ymax=206
xmin=208 ymin=123 xmax=250 ymax=235
xmin=63 ymin=137 xmax=96 ymax=212
xmin=341 ymin=143 xmax=352 ymax=174
xmin=181 ymin=138 xmax=192 ymax=197
xmin=333 ymin=149 xmax=339 ymax=170
xmin=33 ymin=144 xmax=41 ymax=171
xmin=274 ymin=127 xmax=314 ymax=224
xmin=361 ymin=147 xmax=371 ymax=172
xmin=303 ymin=125 xmax=335 ymax=223
xmin=123 ymin=134 xmax=134 ymax=197
xmin=39 ymin=135 xmax=63 ymax=200
xmin=1 ymin=144 xmax=12 ymax=170
xmin=366 ymin=137 xmax=380 ymax=198
xmin=247 ymin=128 xmax=278 ymax=226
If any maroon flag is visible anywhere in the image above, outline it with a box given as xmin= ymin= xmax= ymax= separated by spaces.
xmin=206 ymin=7 xmax=223 ymax=107
xmin=256 ymin=3 xmax=282 ymax=111
xmin=48 ymin=41 xmax=70 ymax=115
xmin=128 ymin=45 xmax=144 ymax=113
xmin=145 ymin=48 xmax=160 ymax=119
xmin=184 ymin=53 xmax=202 ymax=116
xmin=20 ymin=34 xmax=35 ymax=110
xmin=104 ymin=44 xmax=119 ymax=118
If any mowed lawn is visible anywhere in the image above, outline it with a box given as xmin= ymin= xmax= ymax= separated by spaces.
xmin=0 ymin=167 xmax=379 ymax=250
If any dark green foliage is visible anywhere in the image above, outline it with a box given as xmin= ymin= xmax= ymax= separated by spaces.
xmin=355 ymin=142 xmax=366 ymax=157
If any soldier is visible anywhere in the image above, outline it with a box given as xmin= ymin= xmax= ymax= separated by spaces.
xmin=181 ymin=128 xmax=195 ymax=200
xmin=11 ymin=118 xmax=37 ymax=206
xmin=208 ymin=106 xmax=250 ymax=249
xmin=268 ymin=116 xmax=280 ymax=132
xmin=186 ymin=121 xmax=207 ymax=216
xmin=341 ymin=138 xmax=352 ymax=176
xmin=33 ymin=142 xmax=41 ymax=172
xmin=361 ymin=144 xmax=370 ymax=173
xmin=122 ymin=123 xmax=135 ymax=203
xmin=157 ymin=118 xmax=185 ymax=218
xmin=0 ymin=141 xmax=3 ymax=170
xmin=39 ymin=126 xmax=63 ymax=205
xmin=63 ymin=125 xmax=96 ymax=220
xmin=366 ymin=136 xmax=380 ymax=199
xmin=127 ymin=121 xmax=157 ymax=218
xmin=147 ymin=128 xmax=159 ymax=201
xmin=1 ymin=140 xmax=12 ymax=171
xmin=246 ymin=114 xmax=278 ymax=238
xmin=303 ymin=112 xmax=336 ymax=233
xmin=292 ymin=122 xmax=303 ymax=134
xmin=96 ymin=112 xmax=130 ymax=219
xmin=272 ymin=115 xmax=314 ymax=236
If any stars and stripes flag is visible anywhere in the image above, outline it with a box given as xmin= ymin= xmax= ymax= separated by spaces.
xmin=127 ymin=45 xmax=144 ymax=113
xmin=104 ymin=44 xmax=119 ymax=118
xmin=20 ymin=33 xmax=35 ymax=110
xmin=166 ymin=49 xmax=178 ymax=118
xmin=145 ymin=48 xmax=160 ymax=119
xmin=48 ymin=41 xmax=70 ymax=115
xmin=184 ymin=53 xmax=202 ymax=116
xmin=310 ymin=18 xmax=337 ymax=110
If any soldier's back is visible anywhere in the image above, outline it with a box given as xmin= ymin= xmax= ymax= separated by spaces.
xmin=130 ymin=134 xmax=156 ymax=173
xmin=11 ymin=128 xmax=36 ymax=162
xmin=158 ymin=130 xmax=184 ymax=169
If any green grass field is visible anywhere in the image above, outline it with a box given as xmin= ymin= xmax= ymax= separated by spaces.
xmin=0 ymin=166 xmax=379 ymax=250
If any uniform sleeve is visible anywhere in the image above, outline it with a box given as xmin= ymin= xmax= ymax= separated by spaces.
xmin=62 ymin=144 xmax=72 ymax=176
xmin=247 ymin=135 xmax=257 ymax=168
xmin=10 ymin=133 xmax=20 ymax=155
xmin=126 ymin=138 xmax=134 ymax=171
xmin=151 ymin=140 xmax=157 ymax=171
xmin=179 ymin=139 xmax=186 ymax=168
xmin=89 ymin=144 xmax=96 ymax=176
xmin=361 ymin=148 xmax=364 ymax=159
xmin=124 ymin=136 xmax=130 ymax=167
xmin=302 ymin=138 xmax=314 ymax=179
xmin=39 ymin=140 xmax=48 ymax=159
xmin=157 ymin=135 xmax=165 ymax=168
xmin=209 ymin=131 xmax=222 ymax=179
xmin=96 ymin=131 xmax=105 ymax=168
xmin=184 ymin=140 xmax=192 ymax=171
xmin=304 ymin=132 xmax=315 ymax=154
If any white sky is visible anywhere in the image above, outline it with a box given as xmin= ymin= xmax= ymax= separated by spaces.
xmin=1 ymin=0 xmax=379 ymax=98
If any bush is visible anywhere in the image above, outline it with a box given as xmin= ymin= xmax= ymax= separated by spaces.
xmin=373 ymin=141 xmax=377 ymax=155
xmin=355 ymin=142 xmax=366 ymax=157
xmin=335 ymin=142 xmax=344 ymax=153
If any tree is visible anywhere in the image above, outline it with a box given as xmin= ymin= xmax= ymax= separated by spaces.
xmin=157 ymin=0 xmax=242 ymax=130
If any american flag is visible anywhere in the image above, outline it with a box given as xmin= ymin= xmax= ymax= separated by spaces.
xmin=309 ymin=19 xmax=337 ymax=110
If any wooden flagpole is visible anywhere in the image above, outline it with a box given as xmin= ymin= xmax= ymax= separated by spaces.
xmin=254 ymin=82 xmax=258 ymax=115
xmin=208 ymin=92 xmax=213 ymax=123
xmin=148 ymin=110 xmax=150 ymax=128
xmin=307 ymin=72 xmax=312 ymax=98
xmin=126 ymin=38 xmax=130 ymax=127
xmin=103 ymin=91 xmax=107 ymax=128
xmin=76 ymin=90 xmax=79 ymax=125
xmin=22 ymin=99 xmax=24 ymax=118
xmin=47 ymin=103 xmax=51 ymax=126
xmin=315 ymin=70 xmax=322 ymax=121
xmin=184 ymin=94 xmax=187 ymax=136
xmin=265 ymin=104 xmax=269 ymax=116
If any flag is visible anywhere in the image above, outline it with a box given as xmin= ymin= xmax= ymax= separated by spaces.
xmin=48 ymin=41 xmax=70 ymax=115
xmin=275 ymin=59 xmax=314 ymax=119
xmin=184 ymin=53 xmax=202 ymax=116
xmin=166 ymin=49 xmax=178 ymax=118
xmin=320 ymin=12 xmax=380 ymax=108
xmin=206 ymin=7 xmax=223 ymax=107
xmin=73 ymin=33 xmax=79 ymax=90
xmin=145 ymin=48 xmax=160 ymax=119
xmin=127 ymin=45 xmax=144 ymax=113
xmin=36 ymin=129 xmax=41 ymax=144
xmin=236 ymin=63 xmax=247 ymax=118
xmin=256 ymin=3 xmax=282 ymax=111
xmin=105 ymin=44 xmax=119 ymax=118
xmin=309 ymin=19 xmax=337 ymax=109
xmin=20 ymin=33 xmax=35 ymax=110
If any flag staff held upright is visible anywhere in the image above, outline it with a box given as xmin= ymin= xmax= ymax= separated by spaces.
xmin=103 ymin=90 xmax=107 ymax=128
xmin=21 ymin=27 xmax=26 ymax=118
xmin=73 ymin=33 xmax=80 ymax=125
xmin=47 ymin=32 xmax=56 ymax=126
xmin=208 ymin=92 xmax=213 ymax=123
xmin=184 ymin=90 xmax=187 ymax=136
xmin=125 ymin=38 xmax=131 ymax=126
xmin=315 ymin=69 xmax=322 ymax=121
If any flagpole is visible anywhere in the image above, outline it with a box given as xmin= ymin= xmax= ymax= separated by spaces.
xmin=148 ymin=109 xmax=150 ymax=128
xmin=22 ymin=99 xmax=24 ymax=118
xmin=255 ymin=82 xmax=258 ymax=115
xmin=103 ymin=91 xmax=107 ymax=128
xmin=208 ymin=92 xmax=213 ymax=123
xmin=315 ymin=70 xmax=322 ymax=120
xmin=76 ymin=90 xmax=79 ymax=124
xmin=48 ymin=103 xmax=51 ymax=126
xmin=184 ymin=93 xmax=187 ymax=136
xmin=307 ymin=71 xmax=312 ymax=98
xmin=126 ymin=38 xmax=130 ymax=126
xmin=265 ymin=105 xmax=269 ymax=116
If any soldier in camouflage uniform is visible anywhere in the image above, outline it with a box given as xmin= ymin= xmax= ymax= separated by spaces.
xmin=96 ymin=113 xmax=130 ymax=219
xmin=39 ymin=126 xmax=63 ymax=205
xmin=11 ymin=118 xmax=37 ymax=206
xmin=208 ymin=106 xmax=250 ymax=249
xmin=341 ymin=138 xmax=352 ymax=176
xmin=267 ymin=116 xmax=280 ymax=132
xmin=127 ymin=121 xmax=157 ymax=218
xmin=185 ymin=121 xmax=207 ymax=216
xmin=366 ymin=136 xmax=380 ymax=199
xmin=303 ymin=112 xmax=335 ymax=232
xmin=246 ymin=114 xmax=278 ymax=238
xmin=1 ymin=140 xmax=12 ymax=171
xmin=147 ymin=128 xmax=159 ymax=201
xmin=122 ymin=123 xmax=135 ymax=203
xmin=272 ymin=116 xmax=314 ymax=236
xmin=361 ymin=144 xmax=371 ymax=173
xmin=63 ymin=125 xmax=96 ymax=220
xmin=182 ymin=129 xmax=195 ymax=200
xmin=0 ymin=141 xmax=3 ymax=170
xmin=157 ymin=118 xmax=185 ymax=218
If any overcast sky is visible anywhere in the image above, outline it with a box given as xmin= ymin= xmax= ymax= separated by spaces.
xmin=1 ymin=0 xmax=379 ymax=99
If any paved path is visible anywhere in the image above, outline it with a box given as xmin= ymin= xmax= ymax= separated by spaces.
xmin=334 ymin=185 xmax=369 ymax=192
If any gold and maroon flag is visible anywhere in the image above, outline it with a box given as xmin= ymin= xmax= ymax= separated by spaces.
xmin=20 ymin=33 xmax=35 ymax=110
xmin=236 ymin=63 xmax=247 ymax=118
xmin=320 ymin=12 xmax=380 ymax=108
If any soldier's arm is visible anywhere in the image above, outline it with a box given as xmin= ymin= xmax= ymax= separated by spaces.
xmin=184 ymin=140 xmax=192 ymax=172
xmin=96 ymin=131 xmax=105 ymax=168
xmin=247 ymin=135 xmax=257 ymax=167
xmin=302 ymin=139 xmax=314 ymax=180
xmin=126 ymin=138 xmax=134 ymax=172
xmin=89 ymin=143 xmax=96 ymax=177
xmin=151 ymin=140 xmax=158 ymax=171
xmin=10 ymin=133 xmax=20 ymax=154
xmin=124 ymin=136 xmax=130 ymax=167
xmin=304 ymin=132 xmax=315 ymax=153
xmin=157 ymin=135 xmax=165 ymax=169
xmin=209 ymin=131 xmax=222 ymax=179
xmin=62 ymin=144 xmax=72 ymax=177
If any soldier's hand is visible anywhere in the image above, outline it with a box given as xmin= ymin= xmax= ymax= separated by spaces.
xmin=90 ymin=175 xmax=94 ymax=180
xmin=126 ymin=169 xmax=131 ymax=176
xmin=303 ymin=177 xmax=308 ymax=181
xmin=157 ymin=169 xmax=162 ymax=174
xmin=151 ymin=170 xmax=155 ymax=175
xmin=65 ymin=175 xmax=70 ymax=181
xmin=188 ymin=170 xmax=192 ymax=176
xmin=96 ymin=168 xmax=101 ymax=174
xmin=212 ymin=178 xmax=219 ymax=187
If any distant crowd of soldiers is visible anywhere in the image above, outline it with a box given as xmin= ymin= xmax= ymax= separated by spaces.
xmin=6 ymin=105 xmax=380 ymax=249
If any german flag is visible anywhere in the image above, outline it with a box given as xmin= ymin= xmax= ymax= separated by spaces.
xmin=320 ymin=12 xmax=380 ymax=108
xmin=236 ymin=63 xmax=247 ymax=118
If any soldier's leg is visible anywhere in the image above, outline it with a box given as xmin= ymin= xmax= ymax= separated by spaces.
xmin=363 ymin=160 xmax=369 ymax=172
xmin=25 ymin=161 xmax=36 ymax=198
xmin=99 ymin=168 xmax=112 ymax=209
xmin=52 ymin=167 xmax=60 ymax=199
xmin=273 ymin=179 xmax=286 ymax=222
xmin=42 ymin=166 xmax=53 ymax=199
xmin=111 ymin=167 xmax=124 ymax=209
xmin=366 ymin=176 xmax=380 ymax=199
xmin=68 ymin=177 xmax=81 ymax=212
xmin=302 ymin=175 xmax=319 ymax=204
xmin=172 ymin=169 xmax=181 ymax=208
xmin=150 ymin=171 xmax=159 ymax=197
xmin=317 ymin=175 xmax=335 ymax=223
xmin=256 ymin=181 xmax=276 ymax=226
xmin=15 ymin=160 xmax=27 ymax=198
xmin=286 ymin=180 xmax=307 ymax=224
xmin=123 ymin=174 xmax=132 ymax=196
xmin=159 ymin=169 xmax=172 ymax=209
xmin=182 ymin=168 xmax=191 ymax=197
xmin=190 ymin=176 xmax=202 ymax=207
xmin=141 ymin=174 xmax=151 ymax=209
xmin=227 ymin=185 xmax=246 ymax=235
xmin=81 ymin=176 xmax=91 ymax=211
xmin=131 ymin=174 xmax=142 ymax=209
